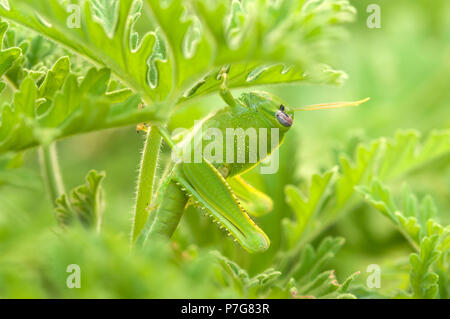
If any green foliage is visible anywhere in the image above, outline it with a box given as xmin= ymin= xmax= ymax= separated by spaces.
xmin=0 ymin=226 xmax=235 ymax=298
xmin=56 ymin=170 xmax=106 ymax=230
xmin=0 ymin=0 xmax=448 ymax=300
xmin=290 ymin=270 xmax=358 ymax=299
xmin=0 ymin=18 xmax=133 ymax=153
xmin=214 ymin=251 xmax=283 ymax=298
xmin=214 ymin=236 xmax=358 ymax=299
xmin=283 ymin=168 xmax=336 ymax=248
xmin=287 ymin=237 xmax=359 ymax=299
xmin=0 ymin=151 xmax=39 ymax=189
xmin=287 ymin=237 xmax=346 ymax=280
xmin=357 ymin=180 xmax=449 ymax=298
xmin=280 ymin=129 xmax=449 ymax=298
xmin=284 ymin=129 xmax=450 ymax=248
xmin=357 ymin=180 xmax=450 ymax=250
xmin=2 ymin=23 xmax=65 ymax=88
xmin=0 ymin=0 xmax=357 ymax=153
xmin=0 ymin=21 xmax=21 ymax=82
xmin=0 ymin=0 xmax=352 ymax=107
xmin=409 ymin=235 xmax=440 ymax=299
xmin=0 ymin=55 xmax=159 ymax=153
xmin=378 ymin=130 xmax=450 ymax=180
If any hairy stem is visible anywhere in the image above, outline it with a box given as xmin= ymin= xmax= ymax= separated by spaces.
xmin=38 ymin=143 xmax=65 ymax=209
xmin=131 ymin=126 xmax=162 ymax=246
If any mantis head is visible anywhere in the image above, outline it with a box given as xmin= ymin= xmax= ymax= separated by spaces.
xmin=237 ymin=91 xmax=370 ymax=131
xmin=237 ymin=91 xmax=295 ymax=131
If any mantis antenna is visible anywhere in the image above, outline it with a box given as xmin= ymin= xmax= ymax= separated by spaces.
xmin=294 ymin=97 xmax=370 ymax=111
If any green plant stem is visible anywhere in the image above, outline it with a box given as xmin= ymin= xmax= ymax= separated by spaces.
xmin=3 ymin=75 xmax=18 ymax=91
xmin=131 ymin=126 xmax=162 ymax=246
xmin=279 ymin=200 xmax=364 ymax=280
xmin=38 ymin=143 xmax=65 ymax=208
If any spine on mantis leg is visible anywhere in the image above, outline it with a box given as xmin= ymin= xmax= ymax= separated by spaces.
xmin=176 ymin=161 xmax=270 ymax=253
xmin=145 ymin=177 xmax=187 ymax=243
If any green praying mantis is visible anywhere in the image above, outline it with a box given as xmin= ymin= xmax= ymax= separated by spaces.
xmin=140 ymin=71 xmax=369 ymax=253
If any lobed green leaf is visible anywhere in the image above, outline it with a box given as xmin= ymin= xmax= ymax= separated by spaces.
xmin=0 ymin=0 xmax=355 ymax=109
xmin=55 ymin=169 xmax=106 ymax=231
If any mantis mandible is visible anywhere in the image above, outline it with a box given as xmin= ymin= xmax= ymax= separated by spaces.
xmin=142 ymin=71 xmax=369 ymax=253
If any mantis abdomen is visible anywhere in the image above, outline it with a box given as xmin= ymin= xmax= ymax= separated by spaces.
xmin=146 ymin=178 xmax=187 ymax=242
xmin=145 ymin=161 xmax=270 ymax=253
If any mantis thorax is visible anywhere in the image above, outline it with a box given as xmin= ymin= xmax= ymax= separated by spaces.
xmin=182 ymin=91 xmax=295 ymax=178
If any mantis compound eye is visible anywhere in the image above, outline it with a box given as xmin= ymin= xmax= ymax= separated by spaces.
xmin=276 ymin=106 xmax=293 ymax=127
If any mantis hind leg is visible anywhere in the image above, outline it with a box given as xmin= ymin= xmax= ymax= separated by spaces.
xmin=176 ymin=161 xmax=270 ymax=253
xmin=228 ymin=176 xmax=273 ymax=217
xmin=144 ymin=177 xmax=188 ymax=244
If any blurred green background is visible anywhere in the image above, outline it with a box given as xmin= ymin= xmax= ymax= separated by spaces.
xmin=0 ymin=0 xmax=449 ymax=298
